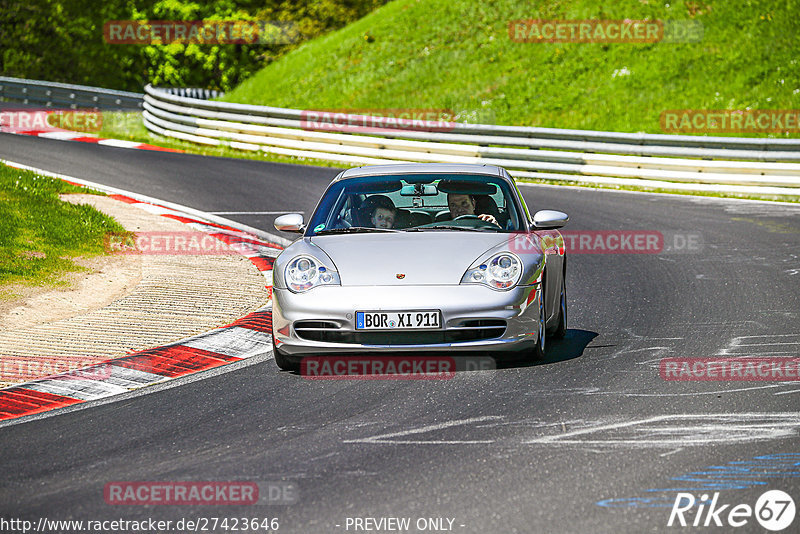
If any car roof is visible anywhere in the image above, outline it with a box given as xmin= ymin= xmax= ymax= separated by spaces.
xmin=336 ymin=163 xmax=505 ymax=182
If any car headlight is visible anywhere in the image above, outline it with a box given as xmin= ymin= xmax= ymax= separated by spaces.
xmin=285 ymin=255 xmax=340 ymax=292
xmin=461 ymin=252 xmax=522 ymax=290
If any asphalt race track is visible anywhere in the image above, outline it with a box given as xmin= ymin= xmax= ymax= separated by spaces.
xmin=1 ymin=132 xmax=799 ymax=533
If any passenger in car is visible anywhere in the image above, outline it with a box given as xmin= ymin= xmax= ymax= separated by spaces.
xmin=446 ymin=193 xmax=499 ymax=226
xmin=360 ymin=194 xmax=397 ymax=229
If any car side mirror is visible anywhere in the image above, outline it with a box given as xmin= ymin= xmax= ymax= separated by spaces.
xmin=274 ymin=213 xmax=305 ymax=233
xmin=533 ymin=210 xmax=569 ymax=229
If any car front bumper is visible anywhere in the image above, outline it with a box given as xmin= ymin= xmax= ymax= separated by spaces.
xmin=272 ymin=284 xmax=542 ymax=356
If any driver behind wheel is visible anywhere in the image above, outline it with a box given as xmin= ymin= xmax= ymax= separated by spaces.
xmin=447 ymin=193 xmax=499 ymax=226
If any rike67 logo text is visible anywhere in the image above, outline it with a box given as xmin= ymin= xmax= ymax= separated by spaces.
xmin=668 ymin=490 xmax=795 ymax=531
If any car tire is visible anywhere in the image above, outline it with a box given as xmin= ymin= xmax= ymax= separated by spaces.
xmin=532 ymin=283 xmax=547 ymax=360
xmin=550 ymin=274 xmax=567 ymax=340
xmin=272 ymin=335 xmax=299 ymax=372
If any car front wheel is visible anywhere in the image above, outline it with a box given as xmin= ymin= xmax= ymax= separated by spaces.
xmin=272 ymin=335 xmax=299 ymax=372
xmin=532 ymin=284 xmax=546 ymax=360
xmin=549 ymin=275 xmax=567 ymax=340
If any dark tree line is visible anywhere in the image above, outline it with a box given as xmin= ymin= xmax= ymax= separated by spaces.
xmin=1 ymin=0 xmax=388 ymax=91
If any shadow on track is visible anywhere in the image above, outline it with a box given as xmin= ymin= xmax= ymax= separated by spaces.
xmin=274 ymin=329 xmax=598 ymax=377
xmin=496 ymin=328 xmax=598 ymax=370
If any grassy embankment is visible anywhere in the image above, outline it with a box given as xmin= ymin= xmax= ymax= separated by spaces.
xmin=0 ymin=164 xmax=125 ymax=296
xmin=225 ymin=0 xmax=798 ymax=134
xmin=93 ymin=0 xmax=800 ymax=201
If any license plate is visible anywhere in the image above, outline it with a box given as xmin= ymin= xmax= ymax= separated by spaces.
xmin=356 ymin=310 xmax=441 ymax=330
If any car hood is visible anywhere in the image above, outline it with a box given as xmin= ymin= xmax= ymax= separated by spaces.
xmin=310 ymin=232 xmax=510 ymax=286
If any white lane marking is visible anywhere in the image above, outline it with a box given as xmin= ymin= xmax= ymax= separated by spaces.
xmin=343 ymin=416 xmax=503 ymax=444
xmin=727 ymin=351 xmax=800 ymax=356
xmin=621 ymin=347 xmax=673 ymax=354
xmin=738 ymin=341 xmax=800 ymax=346
xmin=718 ymin=334 xmax=800 ymax=356
xmin=716 ymin=202 xmax=800 ymax=215
xmin=774 ymin=388 xmax=800 ymax=396
xmin=343 ymin=413 xmax=800 ymax=448
xmin=520 ymin=387 xmax=602 ymax=397
xmin=718 ymin=336 xmax=743 ymax=356
xmin=232 ymin=242 xmax=282 ymax=258
xmin=97 ymin=139 xmax=142 ymax=148
xmin=210 ymin=211 xmax=305 ymax=215
xmin=524 ymin=413 xmax=800 ymax=446
xmin=132 ymin=202 xmax=185 ymax=216
xmin=733 ymin=334 xmax=800 ymax=339
xmin=102 ymin=366 xmax=170 ymax=388
xmin=37 ymin=131 xmax=85 ymax=140
xmin=589 ymin=384 xmax=786 ymax=397
xmin=182 ymin=326 xmax=273 ymax=359
xmin=184 ymin=222 xmax=253 ymax=236
xmin=25 ymin=378 xmax=127 ymax=401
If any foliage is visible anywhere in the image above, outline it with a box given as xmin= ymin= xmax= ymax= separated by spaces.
xmin=0 ymin=0 xmax=387 ymax=91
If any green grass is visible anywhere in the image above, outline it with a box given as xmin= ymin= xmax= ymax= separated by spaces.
xmin=0 ymin=163 xmax=126 ymax=288
xmin=222 ymin=0 xmax=799 ymax=137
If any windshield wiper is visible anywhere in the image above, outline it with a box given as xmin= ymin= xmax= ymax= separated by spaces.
xmin=404 ymin=225 xmax=494 ymax=232
xmin=314 ymin=226 xmax=400 ymax=235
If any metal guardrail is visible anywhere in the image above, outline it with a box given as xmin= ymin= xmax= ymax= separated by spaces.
xmin=143 ymin=85 xmax=800 ymax=195
xmin=0 ymin=76 xmax=143 ymax=110
xmin=143 ymin=86 xmax=800 ymax=157
xmin=156 ymin=87 xmax=224 ymax=100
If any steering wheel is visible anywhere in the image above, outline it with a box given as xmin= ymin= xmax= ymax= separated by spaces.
xmin=453 ymin=214 xmax=501 ymax=228
xmin=333 ymin=217 xmax=352 ymax=229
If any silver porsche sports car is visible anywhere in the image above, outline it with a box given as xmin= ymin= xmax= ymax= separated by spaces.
xmin=271 ymin=163 xmax=568 ymax=371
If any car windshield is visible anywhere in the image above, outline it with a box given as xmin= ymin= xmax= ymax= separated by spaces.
xmin=306 ymin=173 xmax=524 ymax=236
